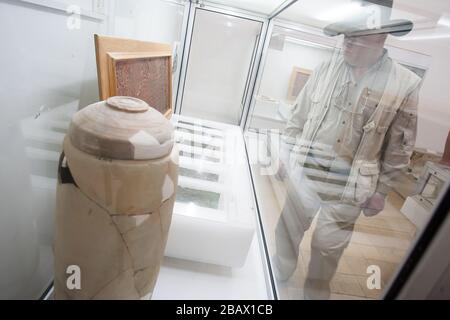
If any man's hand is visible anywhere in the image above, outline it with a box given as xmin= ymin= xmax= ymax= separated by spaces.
xmin=361 ymin=192 xmax=387 ymax=217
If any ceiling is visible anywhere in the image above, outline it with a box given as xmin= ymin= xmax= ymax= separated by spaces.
xmin=204 ymin=0 xmax=450 ymax=25
xmin=206 ymin=0 xmax=286 ymax=15
xmin=202 ymin=0 xmax=450 ymax=43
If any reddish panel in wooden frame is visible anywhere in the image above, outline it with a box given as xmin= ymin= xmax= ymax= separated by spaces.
xmin=108 ymin=52 xmax=172 ymax=117
xmin=287 ymin=67 xmax=312 ymax=103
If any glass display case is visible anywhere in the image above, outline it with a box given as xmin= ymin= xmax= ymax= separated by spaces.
xmin=166 ymin=114 xmax=258 ymax=269
xmin=0 ymin=0 xmax=187 ymax=299
xmin=243 ymin=0 xmax=450 ymax=300
xmin=1 ymin=0 xmax=450 ymax=300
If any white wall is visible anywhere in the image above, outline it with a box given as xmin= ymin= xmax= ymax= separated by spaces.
xmin=259 ymin=41 xmax=333 ymax=101
xmin=180 ymin=9 xmax=262 ymax=125
xmin=111 ymin=0 xmax=186 ymax=108
xmin=249 ymin=33 xmax=335 ymax=130
xmin=112 ymin=0 xmax=184 ymax=45
xmin=254 ymin=29 xmax=450 ymax=154
xmin=0 ymin=0 xmax=186 ymax=300
xmin=0 ymin=1 xmax=107 ymax=123
xmin=1 ymin=0 xmax=447 ymax=299
xmin=0 ymin=0 xmax=187 ymax=299
xmin=0 ymin=0 xmax=110 ymax=299
xmin=387 ymin=36 xmax=450 ymax=154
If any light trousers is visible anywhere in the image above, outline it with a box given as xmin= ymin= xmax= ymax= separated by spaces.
xmin=273 ymin=171 xmax=361 ymax=299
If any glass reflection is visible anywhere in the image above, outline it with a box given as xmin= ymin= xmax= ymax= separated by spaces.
xmin=176 ymin=186 xmax=221 ymax=209
xmin=275 ymin=30 xmax=421 ymax=299
xmin=244 ymin=0 xmax=449 ymax=300
xmin=0 ymin=0 xmax=186 ymax=299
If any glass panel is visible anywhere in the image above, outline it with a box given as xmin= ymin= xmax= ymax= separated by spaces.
xmin=207 ymin=0 xmax=287 ymax=15
xmin=248 ymin=26 xmax=336 ymax=131
xmin=0 ymin=0 xmax=185 ymax=299
xmin=245 ymin=0 xmax=450 ymax=300
xmin=180 ymin=9 xmax=262 ymax=124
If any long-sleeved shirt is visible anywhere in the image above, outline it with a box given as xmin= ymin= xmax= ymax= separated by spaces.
xmin=282 ymin=48 xmax=421 ymax=201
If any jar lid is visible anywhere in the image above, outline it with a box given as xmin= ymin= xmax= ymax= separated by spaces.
xmin=68 ymin=96 xmax=174 ymax=160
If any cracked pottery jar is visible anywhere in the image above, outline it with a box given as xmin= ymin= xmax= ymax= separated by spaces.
xmin=54 ymin=96 xmax=178 ymax=299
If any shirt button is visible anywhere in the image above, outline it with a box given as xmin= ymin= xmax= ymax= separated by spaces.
xmin=337 ymin=139 xmax=341 ymax=143
xmin=342 ymin=121 xmax=346 ymax=125
xmin=348 ymin=102 xmax=352 ymax=106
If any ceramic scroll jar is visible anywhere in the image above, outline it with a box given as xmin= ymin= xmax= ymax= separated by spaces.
xmin=54 ymin=96 xmax=178 ymax=299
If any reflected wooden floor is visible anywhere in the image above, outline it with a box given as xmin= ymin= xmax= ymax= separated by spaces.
xmin=251 ymin=165 xmax=418 ymax=300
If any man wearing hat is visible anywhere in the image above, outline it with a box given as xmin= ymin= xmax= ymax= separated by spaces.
xmin=274 ymin=0 xmax=422 ymax=299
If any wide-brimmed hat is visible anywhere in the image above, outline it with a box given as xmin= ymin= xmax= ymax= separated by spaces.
xmin=324 ymin=0 xmax=413 ymax=37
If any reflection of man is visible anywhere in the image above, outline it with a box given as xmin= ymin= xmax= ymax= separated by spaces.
xmin=274 ymin=0 xmax=422 ymax=299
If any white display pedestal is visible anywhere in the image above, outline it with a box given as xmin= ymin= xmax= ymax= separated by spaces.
xmin=401 ymin=161 xmax=450 ymax=229
xmin=165 ymin=115 xmax=257 ymax=268
xmin=401 ymin=196 xmax=431 ymax=230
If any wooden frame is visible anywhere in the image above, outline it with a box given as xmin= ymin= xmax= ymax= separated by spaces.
xmin=286 ymin=67 xmax=312 ymax=103
xmin=94 ymin=34 xmax=173 ymax=118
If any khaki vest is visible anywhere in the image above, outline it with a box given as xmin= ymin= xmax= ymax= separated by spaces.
xmin=290 ymin=55 xmax=421 ymax=204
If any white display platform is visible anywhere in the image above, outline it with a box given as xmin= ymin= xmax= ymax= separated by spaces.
xmin=166 ymin=115 xmax=257 ymax=268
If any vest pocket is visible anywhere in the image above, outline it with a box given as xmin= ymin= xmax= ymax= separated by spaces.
xmin=354 ymin=162 xmax=379 ymax=204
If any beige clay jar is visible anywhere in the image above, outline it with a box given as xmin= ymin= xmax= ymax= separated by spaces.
xmin=54 ymin=96 xmax=178 ymax=299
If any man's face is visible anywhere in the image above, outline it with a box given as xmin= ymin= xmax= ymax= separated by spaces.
xmin=343 ymin=33 xmax=388 ymax=67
